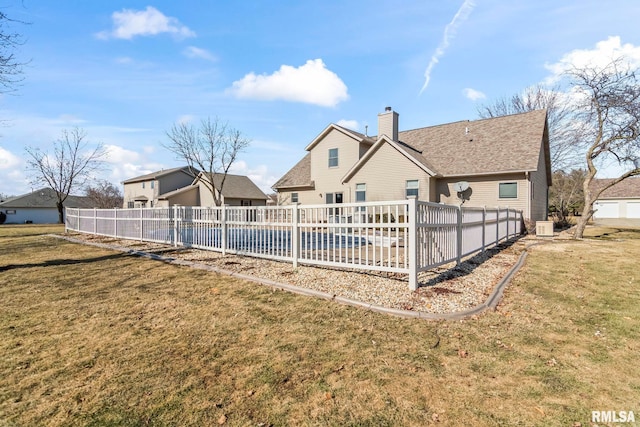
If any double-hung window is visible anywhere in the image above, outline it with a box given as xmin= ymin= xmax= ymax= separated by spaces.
xmin=291 ymin=192 xmax=299 ymax=203
xmin=328 ymin=148 xmax=339 ymax=168
xmin=406 ymin=180 xmax=419 ymax=198
xmin=355 ymin=183 xmax=366 ymax=202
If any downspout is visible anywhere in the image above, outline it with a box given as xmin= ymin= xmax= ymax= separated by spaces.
xmin=525 ymin=171 xmax=530 ymax=222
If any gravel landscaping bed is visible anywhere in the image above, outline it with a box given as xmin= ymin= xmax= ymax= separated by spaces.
xmin=63 ymin=232 xmax=529 ymax=315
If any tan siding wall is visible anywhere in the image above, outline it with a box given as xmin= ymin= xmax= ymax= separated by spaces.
xmin=528 ymin=148 xmax=549 ymax=221
xmin=345 ymin=143 xmax=430 ymax=202
xmin=309 ymin=130 xmax=362 ymax=203
xmin=123 ymin=181 xmax=155 ymax=207
xmin=165 ymin=187 xmax=199 ymax=207
xmin=435 ymin=173 xmax=529 ymax=214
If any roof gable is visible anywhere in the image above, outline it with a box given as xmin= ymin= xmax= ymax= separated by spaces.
xmin=272 ymin=153 xmax=314 ymax=190
xmin=342 ymin=136 xmax=437 ymax=183
xmin=304 ymin=124 xmax=375 ymax=151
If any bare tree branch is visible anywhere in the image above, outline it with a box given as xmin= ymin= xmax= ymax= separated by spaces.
xmin=164 ymin=117 xmax=250 ymax=206
xmin=570 ymin=58 xmax=640 ymax=238
xmin=25 ymin=128 xmax=106 ymax=223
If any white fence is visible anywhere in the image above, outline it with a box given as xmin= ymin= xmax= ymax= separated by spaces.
xmin=65 ymin=199 xmax=522 ymax=290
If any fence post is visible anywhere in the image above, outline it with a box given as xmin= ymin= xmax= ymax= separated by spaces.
xmin=139 ymin=208 xmax=143 ymax=241
xmin=221 ymin=205 xmax=227 ymax=256
xmin=93 ymin=208 xmax=97 ymax=234
xmin=292 ymin=203 xmax=299 ymax=268
xmin=173 ymin=205 xmax=179 ymax=247
xmin=456 ymin=206 xmax=463 ymax=265
xmin=114 ymin=208 xmax=118 ymax=238
xmin=482 ymin=206 xmax=486 ymax=253
xmin=408 ymin=197 xmax=418 ymax=291
xmin=496 ymin=207 xmax=500 ymax=245
xmin=506 ymin=207 xmax=510 ymax=240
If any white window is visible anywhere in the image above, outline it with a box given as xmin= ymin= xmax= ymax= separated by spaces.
xmin=355 ymin=183 xmax=366 ymax=202
xmin=406 ymin=180 xmax=419 ymax=198
xmin=142 ymin=182 xmax=145 ymax=189
xmin=499 ymin=182 xmax=518 ymax=199
xmin=328 ymin=148 xmax=339 ymax=168
xmin=291 ymin=192 xmax=299 ymax=203
xmin=151 ymin=181 xmax=155 ymax=189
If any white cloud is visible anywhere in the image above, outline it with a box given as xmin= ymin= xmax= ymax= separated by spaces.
xmin=463 ymin=87 xmax=486 ymax=101
xmin=0 ymin=146 xmax=21 ymax=170
xmin=228 ymin=59 xmax=349 ymax=107
xmin=229 ymin=160 xmax=279 ymax=194
xmin=336 ymin=119 xmax=359 ymax=131
xmin=183 ymin=46 xmax=217 ymax=62
xmin=105 ymin=144 xmax=142 ymax=164
xmin=420 ymin=0 xmax=476 ymax=94
xmin=544 ymin=36 xmax=640 ymax=84
xmin=96 ymin=6 xmax=195 ymax=40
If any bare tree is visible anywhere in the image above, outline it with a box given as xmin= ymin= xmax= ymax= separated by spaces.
xmin=25 ymin=128 xmax=106 ymax=223
xmin=568 ymin=58 xmax=640 ymax=238
xmin=165 ymin=117 xmax=250 ymax=206
xmin=0 ymin=8 xmax=26 ymax=94
xmin=478 ymin=84 xmax=579 ymax=171
xmin=548 ymin=169 xmax=586 ymax=227
xmin=85 ymin=180 xmax=123 ymax=208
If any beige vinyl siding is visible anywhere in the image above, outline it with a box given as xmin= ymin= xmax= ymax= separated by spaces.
xmin=163 ymin=187 xmax=199 ymax=207
xmin=528 ymin=147 xmax=549 ymax=221
xmin=123 ymin=181 xmax=156 ymax=207
xmin=435 ymin=173 xmax=528 ymax=214
xmin=309 ymin=130 xmax=362 ymax=203
xmin=345 ymin=142 xmax=430 ymax=202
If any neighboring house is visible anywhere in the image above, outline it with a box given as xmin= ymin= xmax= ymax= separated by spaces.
xmin=273 ymin=108 xmax=551 ymax=221
xmin=0 ymin=188 xmax=92 ymax=224
xmin=122 ymin=166 xmax=196 ymax=208
xmin=157 ymin=172 xmax=268 ymax=207
xmin=592 ymin=177 xmax=640 ymax=220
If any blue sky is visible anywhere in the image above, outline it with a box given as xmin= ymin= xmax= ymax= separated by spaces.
xmin=1 ymin=0 xmax=639 ymax=197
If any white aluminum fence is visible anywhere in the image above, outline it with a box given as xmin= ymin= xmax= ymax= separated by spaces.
xmin=65 ymin=199 xmax=522 ymax=290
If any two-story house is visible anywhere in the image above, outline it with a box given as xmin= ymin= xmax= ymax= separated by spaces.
xmin=273 ymin=108 xmax=551 ymax=221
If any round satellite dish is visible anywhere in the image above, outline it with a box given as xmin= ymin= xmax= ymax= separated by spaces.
xmin=453 ymin=181 xmax=469 ymax=192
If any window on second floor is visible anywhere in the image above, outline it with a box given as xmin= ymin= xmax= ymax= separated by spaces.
xmin=291 ymin=192 xmax=299 ymax=203
xmin=328 ymin=148 xmax=339 ymax=168
xmin=142 ymin=182 xmax=145 ymax=189
xmin=151 ymin=181 xmax=155 ymax=189
xmin=406 ymin=180 xmax=419 ymax=198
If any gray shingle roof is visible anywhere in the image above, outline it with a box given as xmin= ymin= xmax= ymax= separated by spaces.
xmin=0 ymin=188 xmax=93 ymax=208
xmin=272 ymin=153 xmax=314 ymax=190
xmin=273 ymin=109 xmax=549 ymax=189
xmin=122 ymin=166 xmax=196 ymax=184
xmin=198 ymin=173 xmax=267 ymax=200
xmin=398 ymin=109 xmax=548 ymax=177
xmin=593 ymin=177 xmax=640 ymax=199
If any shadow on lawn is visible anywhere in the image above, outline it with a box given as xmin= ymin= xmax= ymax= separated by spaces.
xmin=0 ymin=252 xmax=128 ymax=272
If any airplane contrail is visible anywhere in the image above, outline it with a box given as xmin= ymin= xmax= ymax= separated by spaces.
xmin=420 ymin=0 xmax=476 ymax=95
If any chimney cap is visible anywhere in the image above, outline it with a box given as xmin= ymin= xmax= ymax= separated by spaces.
xmin=385 ymin=106 xmax=392 ymax=112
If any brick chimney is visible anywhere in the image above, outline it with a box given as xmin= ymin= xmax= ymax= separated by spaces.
xmin=378 ymin=106 xmax=399 ymax=141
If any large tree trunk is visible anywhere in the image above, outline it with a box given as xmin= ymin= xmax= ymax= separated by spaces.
xmin=573 ymin=172 xmax=596 ymax=239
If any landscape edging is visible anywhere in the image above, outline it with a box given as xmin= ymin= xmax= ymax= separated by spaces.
xmin=52 ymin=234 xmax=531 ymax=321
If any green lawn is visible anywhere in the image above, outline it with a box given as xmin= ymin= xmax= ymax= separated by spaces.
xmin=1 ymin=224 xmax=639 ymax=426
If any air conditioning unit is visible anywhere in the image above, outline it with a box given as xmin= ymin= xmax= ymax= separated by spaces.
xmin=536 ymin=220 xmax=554 ymax=237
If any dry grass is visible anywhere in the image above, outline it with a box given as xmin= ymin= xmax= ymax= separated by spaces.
xmin=1 ymin=224 xmax=639 ymax=426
